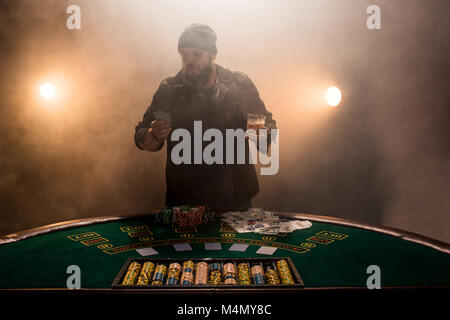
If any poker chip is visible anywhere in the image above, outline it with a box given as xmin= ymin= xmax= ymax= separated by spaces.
xmin=121 ymin=262 xmax=141 ymax=285
xmin=251 ymin=265 xmax=265 ymax=285
xmin=223 ymin=263 xmax=237 ymax=285
xmin=151 ymin=205 xmax=215 ymax=227
xmin=181 ymin=260 xmax=195 ymax=285
xmin=209 ymin=270 xmax=222 ymax=285
xmin=276 ymin=259 xmax=295 ymax=284
xmin=237 ymin=263 xmax=252 ymax=285
xmin=136 ymin=262 xmax=155 ymax=285
xmin=210 ymin=263 xmax=221 ymax=271
xmin=264 ymin=265 xmax=281 ymax=285
xmin=203 ymin=207 xmax=215 ymax=223
xmin=209 ymin=263 xmax=222 ymax=285
xmin=166 ymin=263 xmax=181 ymax=285
xmin=195 ymin=262 xmax=209 ymax=285
xmin=151 ymin=209 xmax=161 ymax=223
xmin=151 ymin=264 xmax=168 ymax=285
xmin=162 ymin=208 xmax=172 ymax=225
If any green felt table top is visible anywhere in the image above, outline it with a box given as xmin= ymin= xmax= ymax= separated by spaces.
xmin=0 ymin=215 xmax=449 ymax=289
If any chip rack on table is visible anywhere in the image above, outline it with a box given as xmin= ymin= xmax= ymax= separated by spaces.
xmin=112 ymin=257 xmax=304 ymax=291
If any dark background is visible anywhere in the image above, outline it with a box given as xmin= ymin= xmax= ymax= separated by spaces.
xmin=0 ymin=0 xmax=448 ymax=242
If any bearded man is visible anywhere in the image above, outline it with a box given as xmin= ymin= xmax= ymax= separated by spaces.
xmin=134 ymin=23 xmax=276 ymax=212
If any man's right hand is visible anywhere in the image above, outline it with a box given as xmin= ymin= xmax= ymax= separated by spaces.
xmin=150 ymin=120 xmax=172 ymax=141
xmin=139 ymin=120 xmax=172 ymax=152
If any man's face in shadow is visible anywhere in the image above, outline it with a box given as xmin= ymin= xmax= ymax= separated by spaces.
xmin=180 ymin=47 xmax=216 ymax=88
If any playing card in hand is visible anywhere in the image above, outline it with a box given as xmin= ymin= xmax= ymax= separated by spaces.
xmin=153 ymin=110 xmax=172 ymax=126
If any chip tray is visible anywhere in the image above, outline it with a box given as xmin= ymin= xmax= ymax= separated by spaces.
xmin=111 ymin=257 xmax=304 ymax=291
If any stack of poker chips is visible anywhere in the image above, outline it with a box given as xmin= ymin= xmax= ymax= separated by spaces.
xmin=237 ymin=263 xmax=251 ymax=285
xmin=181 ymin=260 xmax=195 ymax=285
xmin=173 ymin=207 xmax=189 ymax=227
xmin=152 ymin=208 xmax=173 ymax=225
xmin=276 ymin=259 xmax=295 ymax=284
xmin=195 ymin=262 xmax=209 ymax=285
xmin=264 ymin=263 xmax=281 ymax=285
xmin=223 ymin=263 xmax=238 ymax=285
xmin=166 ymin=263 xmax=181 ymax=285
xmin=151 ymin=264 xmax=168 ymax=285
xmin=121 ymin=262 xmax=142 ymax=285
xmin=209 ymin=262 xmax=222 ymax=285
xmin=250 ymin=264 xmax=265 ymax=285
xmin=152 ymin=205 xmax=215 ymax=227
xmin=202 ymin=207 xmax=215 ymax=223
xmin=136 ymin=261 xmax=155 ymax=285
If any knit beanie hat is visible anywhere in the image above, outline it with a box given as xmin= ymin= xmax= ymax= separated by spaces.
xmin=178 ymin=23 xmax=217 ymax=54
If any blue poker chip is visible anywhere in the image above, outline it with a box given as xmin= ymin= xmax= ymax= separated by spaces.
xmin=154 ymin=272 xmax=165 ymax=282
xmin=210 ymin=263 xmax=221 ymax=271
xmin=252 ymin=274 xmax=264 ymax=285
xmin=224 ymin=273 xmax=236 ymax=280
xmin=167 ymin=277 xmax=179 ymax=285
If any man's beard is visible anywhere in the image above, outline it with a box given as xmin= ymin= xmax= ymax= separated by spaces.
xmin=183 ymin=61 xmax=213 ymax=91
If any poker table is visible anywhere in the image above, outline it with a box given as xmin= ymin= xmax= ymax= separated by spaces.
xmin=0 ymin=212 xmax=449 ymax=292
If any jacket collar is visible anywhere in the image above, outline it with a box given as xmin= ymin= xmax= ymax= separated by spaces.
xmin=171 ymin=64 xmax=233 ymax=87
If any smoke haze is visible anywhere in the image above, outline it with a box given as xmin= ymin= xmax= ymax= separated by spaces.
xmin=0 ymin=0 xmax=448 ymax=242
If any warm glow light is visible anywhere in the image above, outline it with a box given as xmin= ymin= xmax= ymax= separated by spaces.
xmin=39 ymin=83 xmax=56 ymax=99
xmin=325 ymin=86 xmax=341 ymax=107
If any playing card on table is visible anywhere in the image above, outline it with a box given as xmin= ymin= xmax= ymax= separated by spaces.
xmin=136 ymin=247 xmax=159 ymax=256
xmin=228 ymin=223 xmax=252 ymax=233
xmin=290 ymin=220 xmax=312 ymax=230
xmin=205 ymin=242 xmax=222 ymax=251
xmin=257 ymin=226 xmax=280 ymax=235
xmin=173 ymin=243 xmax=192 ymax=251
xmin=279 ymin=222 xmax=294 ymax=233
xmin=221 ymin=209 xmax=312 ymax=235
xmin=256 ymin=246 xmax=278 ymax=255
xmin=247 ymin=208 xmax=266 ymax=219
xmin=229 ymin=244 xmax=249 ymax=252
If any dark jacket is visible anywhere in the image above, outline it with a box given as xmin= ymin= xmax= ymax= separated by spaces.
xmin=134 ymin=64 xmax=276 ymax=211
